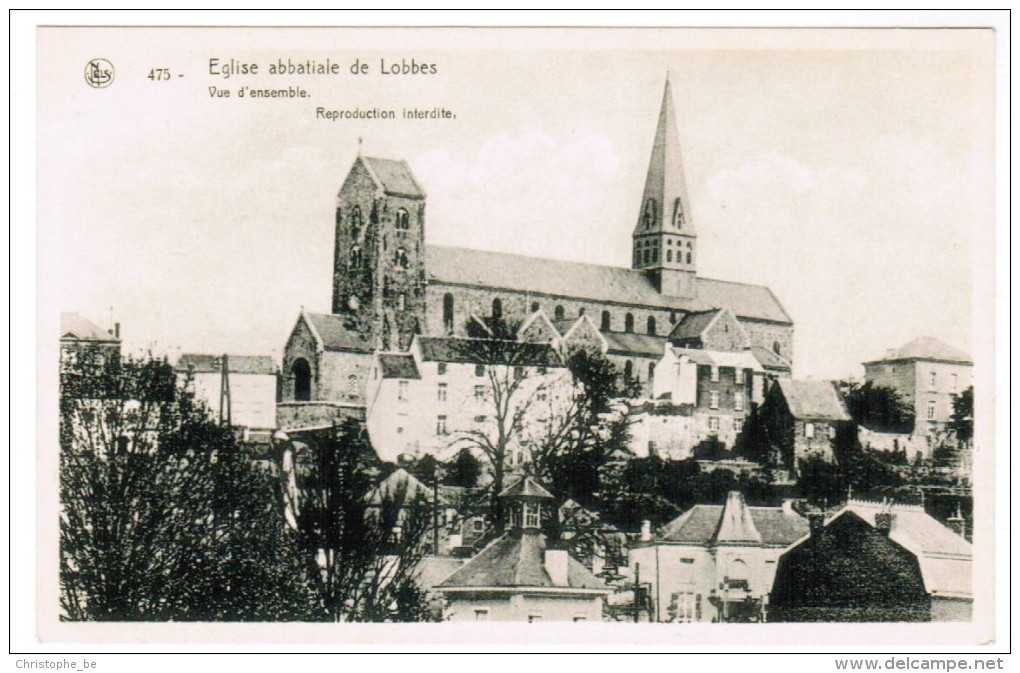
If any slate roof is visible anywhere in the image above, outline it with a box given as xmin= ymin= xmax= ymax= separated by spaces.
xmin=864 ymin=337 xmax=972 ymax=365
xmin=360 ymin=156 xmax=425 ymax=198
xmin=425 ymin=245 xmax=792 ymax=324
xmin=175 ymin=353 xmax=276 ymax=375
xmin=500 ymin=475 xmax=555 ymax=499
xmin=60 ymin=312 xmax=119 ymax=343
xmin=837 ymin=500 xmax=972 ymax=598
xmin=378 ymin=353 xmax=420 ymax=379
xmin=603 ymin=332 xmax=667 ymax=357
xmin=364 ymin=468 xmax=433 ymax=506
xmin=669 ymin=309 xmax=720 ymax=342
xmin=304 ymin=312 xmax=375 ymax=352
xmin=752 ymin=345 xmax=792 ymax=372
xmin=776 ymin=379 xmax=852 ymax=422
xmin=437 ymin=531 xmax=608 ymax=591
xmin=657 ymin=497 xmax=809 ymax=548
xmin=415 ymin=336 xmax=563 ymax=367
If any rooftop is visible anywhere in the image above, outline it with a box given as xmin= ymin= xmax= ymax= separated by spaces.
xmin=437 ymin=531 xmax=607 ymax=592
xmin=425 ymin=245 xmax=792 ymax=325
xmin=175 ymin=353 xmax=276 ymax=375
xmin=360 ymin=156 xmax=425 ymax=199
xmin=415 ymin=335 xmax=564 ymax=368
xmin=304 ymin=312 xmax=375 ymax=352
xmin=60 ymin=312 xmax=119 ymax=343
xmin=377 ymin=353 xmax=420 ymax=380
xmin=865 ymin=337 xmax=972 ymax=366
xmin=775 ymin=379 xmax=852 ymax=422
xmin=657 ymin=492 xmax=808 ymax=547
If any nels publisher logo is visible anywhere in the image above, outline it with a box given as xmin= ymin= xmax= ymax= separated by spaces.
xmin=84 ymin=58 xmax=114 ymax=88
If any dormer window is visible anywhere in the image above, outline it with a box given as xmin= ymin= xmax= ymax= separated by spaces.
xmin=642 ymin=199 xmax=656 ymax=229
xmin=673 ymin=198 xmax=685 ymax=228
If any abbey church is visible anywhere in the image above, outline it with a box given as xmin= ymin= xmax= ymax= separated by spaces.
xmin=280 ymin=79 xmax=794 ymax=448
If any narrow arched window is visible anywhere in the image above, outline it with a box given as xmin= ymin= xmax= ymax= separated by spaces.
xmin=554 ymin=305 xmax=565 ymax=321
xmin=531 ymin=301 xmax=540 ymax=313
xmin=648 ymin=361 xmax=655 ymax=381
xmin=686 ymin=251 xmax=692 ymax=264
xmin=394 ymin=247 xmax=409 ymax=269
xmin=647 ymin=316 xmax=656 ymax=336
xmin=601 ymin=311 xmax=611 ymax=331
xmin=673 ymin=197 xmax=685 ymax=228
xmin=292 ymin=358 xmax=311 ymax=402
xmin=624 ymin=360 xmax=633 ymax=379
xmin=578 ymin=307 xmax=585 ymax=316
xmin=395 ymin=208 xmax=410 ymax=232
xmin=443 ymin=293 xmax=455 ymax=332
xmin=351 ymin=205 xmax=362 ymax=228
xmin=347 ymin=374 xmax=358 ymax=396
xmin=625 ymin=313 xmax=634 ymax=333
xmin=492 ymin=298 xmax=503 ymax=319
xmin=773 ymin=341 xmax=782 ymax=356
xmin=349 ymin=245 xmax=362 ymax=269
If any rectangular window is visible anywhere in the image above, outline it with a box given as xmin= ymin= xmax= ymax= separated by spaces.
xmin=436 ymin=415 xmax=447 ymax=435
xmin=951 ymin=374 xmax=958 ymax=392
xmin=524 ymin=502 xmax=540 ymax=528
xmin=474 ymin=414 xmax=487 ymax=423
xmin=671 ymin=592 xmax=697 ymax=623
xmin=475 ymin=609 xmax=488 ymax=622
xmin=514 ymin=366 xmax=524 ymax=382
xmin=709 ymin=391 xmax=720 ymax=410
xmin=734 ymin=392 xmax=744 ymax=412
xmin=474 ymin=385 xmax=486 ymax=400
xmin=536 ymin=390 xmax=548 ymax=402
xmin=475 ymin=364 xmax=485 ymax=377
xmin=437 ymin=382 xmax=447 ymax=401
xmin=927 ymin=400 xmax=936 ymax=420
xmin=397 ymin=380 xmax=408 ymax=401
xmin=929 ymin=371 xmax=937 ymax=390
xmin=573 ymin=617 xmax=586 ymax=622
xmin=528 ymin=615 xmax=542 ymax=623
xmin=473 ymin=518 xmax=484 ymax=532
xmin=437 ymin=362 xmax=447 ymax=375
xmin=710 ymin=366 xmax=719 ymax=382
xmin=735 ymin=368 xmax=745 ymax=384
xmin=805 ymin=422 xmax=815 ymax=438
xmin=680 ymin=558 xmax=694 ymax=565
xmin=708 ymin=416 xmax=719 ymax=431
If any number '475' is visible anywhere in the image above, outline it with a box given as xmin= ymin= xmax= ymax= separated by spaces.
xmin=148 ymin=68 xmax=170 ymax=81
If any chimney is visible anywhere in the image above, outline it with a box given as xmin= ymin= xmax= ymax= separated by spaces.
xmin=545 ymin=545 xmax=569 ymax=587
xmin=874 ymin=512 xmax=895 ymax=536
xmin=946 ymin=505 xmax=966 ymax=538
xmin=640 ymin=520 xmax=652 ymax=542
xmin=808 ymin=512 xmax=825 ymax=535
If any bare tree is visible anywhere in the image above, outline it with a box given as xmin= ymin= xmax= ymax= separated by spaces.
xmin=280 ymin=419 xmax=435 ymax=621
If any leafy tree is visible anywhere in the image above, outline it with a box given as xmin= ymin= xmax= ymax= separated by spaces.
xmin=950 ymin=386 xmax=974 ymax=445
xmin=281 ymin=419 xmax=436 ymax=622
xmin=444 ymin=447 xmax=482 ymax=488
xmin=60 ymin=353 xmax=324 ymax=621
xmin=837 ymin=380 xmax=914 ymax=434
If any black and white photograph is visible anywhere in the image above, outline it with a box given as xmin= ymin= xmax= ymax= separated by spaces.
xmin=22 ymin=19 xmax=1005 ymax=656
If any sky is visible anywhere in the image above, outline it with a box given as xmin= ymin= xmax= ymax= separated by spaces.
xmin=37 ymin=27 xmax=994 ymax=381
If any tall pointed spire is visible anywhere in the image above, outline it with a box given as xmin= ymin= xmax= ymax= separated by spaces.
xmin=632 ymin=76 xmax=698 ymax=297
xmin=634 ymin=76 xmax=696 ymax=237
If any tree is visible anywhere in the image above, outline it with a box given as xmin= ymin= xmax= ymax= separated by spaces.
xmin=443 ymin=334 xmax=572 ymax=526
xmin=837 ymin=380 xmax=914 ymax=434
xmin=280 ymin=419 xmax=435 ymax=622
xmin=444 ymin=447 xmax=482 ymax=488
xmin=60 ymin=354 xmax=325 ymax=621
xmin=950 ymin=386 xmax=974 ymax=445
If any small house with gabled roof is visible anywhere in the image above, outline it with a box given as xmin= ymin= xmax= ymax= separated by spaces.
xmin=436 ymin=476 xmax=609 ymax=622
xmin=761 ymin=379 xmax=854 ymax=474
xmin=628 ymin=491 xmax=809 ymax=623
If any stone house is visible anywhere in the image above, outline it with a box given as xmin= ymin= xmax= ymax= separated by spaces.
xmin=761 ymin=379 xmax=854 ymax=475
xmin=628 ymin=491 xmax=809 ymax=623
xmin=862 ymin=337 xmax=973 ymax=437
xmin=769 ymin=499 xmax=971 ymax=622
xmin=364 ymin=334 xmax=574 ymax=464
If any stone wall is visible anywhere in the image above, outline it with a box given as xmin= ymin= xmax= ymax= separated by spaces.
xmin=277 ymin=401 xmax=365 ymax=431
